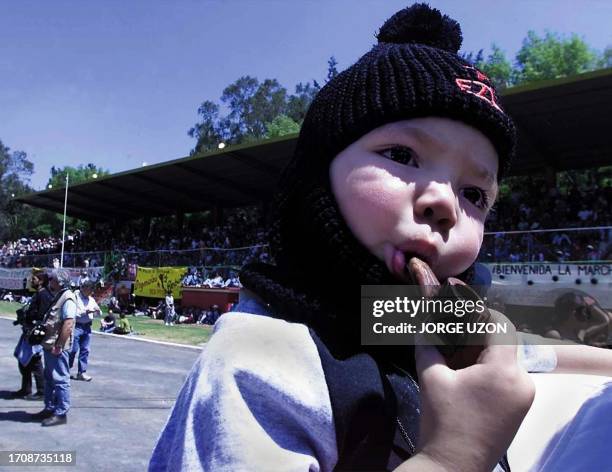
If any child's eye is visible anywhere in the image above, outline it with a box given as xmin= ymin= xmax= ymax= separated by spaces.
xmin=461 ymin=187 xmax=490 ymax=210
xmin=379 ymin=146 xmax=418 ymax=166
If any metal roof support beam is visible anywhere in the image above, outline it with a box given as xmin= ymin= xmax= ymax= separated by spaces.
xmin=512 ymin=118 xmax=552 ymax=173
xmin=175 ymin=163 xmax=266 ymax=202
xmin=23 ymin=197 xmax=100 ymax=221
xmin=226 ymin=150 xmax=282 ymax=179
xmin=95 ymin=180 xmax=184 ymax=213
xmin=67 ymin=188 xmax=143 ymax=219
xmin=129 ymin=174 xmax=211 ymax=209
xmin=34 ymin=193 xmax=119 ymax=220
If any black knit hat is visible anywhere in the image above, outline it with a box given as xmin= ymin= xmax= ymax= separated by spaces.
xmin=294 ymin=3 xmax=515 ymax=182
xmin=241 ymin=3 xmax=515 ymax=352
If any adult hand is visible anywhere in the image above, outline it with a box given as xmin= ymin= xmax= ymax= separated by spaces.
xmin=409 ymin=336 xmax=534 ymax=472
xmin=396 ymin=257 xmax=535 ymax=471
xmin=51 ymin=345 xmax=62 ymax=356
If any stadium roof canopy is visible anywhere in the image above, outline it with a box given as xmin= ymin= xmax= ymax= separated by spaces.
xmin=17 ymin=68 xmax=612 ymax=222
xmin=502 ymin=67 xmax=612 ymax=175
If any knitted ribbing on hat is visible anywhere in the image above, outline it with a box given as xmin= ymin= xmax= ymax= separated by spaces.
xmin=289 ymin=46 xmax=515 ymax=180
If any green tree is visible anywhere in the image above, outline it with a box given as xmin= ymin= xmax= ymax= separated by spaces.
xmin=514 ymin=31 xmax=600 ymax=84
xmin=477 ymin=44 xmax=513 ymax=89
xmin=460 ymin=49 xmax=484 ymax=65
xmin=599 ymin=45 xmax=612 ymax=69
xmin=188 ymin=101 xmax=225 ymax=154
xmin=0 ymin=140 xmax=37 ymax=240
xmin=220 ymin=76 xmax=287 ymax=142
xmin=191 ymin=76 xmax=294 ymax=153
xmin=264 ymin=114 xmax=301 ymax=138
xmin=38 ymin=164 xmax=109 ymax=237
xmin=326 ymin=56 xmax=339 ymax=82
xmin=189 ymin=58 xmax=330 ymax=153
xmin=464 ymin=32 xmax=607 ymax=89
xmin=246 ymin=78 xmax=288 ymax=137
xmin=46 ymin=163 xmax=109 ymax=189
xmin=286 ymin=81 xmax=319 ymax=124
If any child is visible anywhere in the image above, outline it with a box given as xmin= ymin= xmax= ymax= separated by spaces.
xmin=99 ymin=310 xmax=116 ymax=333
xmin=150 ymin=4 xmax=611 ymax=471
xmin=164 ymin=291 xmax=175 ymax=326
xmin=114 ymin=312 xmax=133 ymax=335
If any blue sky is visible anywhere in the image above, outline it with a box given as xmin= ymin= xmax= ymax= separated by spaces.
xmin=1 ymin=0 xmax=610 ymax=189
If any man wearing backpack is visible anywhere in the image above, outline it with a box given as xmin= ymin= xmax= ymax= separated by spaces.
xmin=31 ymin=269 xmax=76 ymax=427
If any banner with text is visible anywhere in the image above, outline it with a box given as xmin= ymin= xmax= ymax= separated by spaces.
xmin=485 ymin=262 xmax=610 ymax=282
xmin=134 ymin=266 xmax=187 ymax=299
xmin=0 ymin=267 xmax=105 ymax=291
xmin=484 ymin=262 xmax=611 ymax=309
xmin=0 ymin=268 xmax=31 ymax=290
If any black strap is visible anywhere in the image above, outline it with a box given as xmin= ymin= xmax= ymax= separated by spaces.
xmin=499 ymin=453 xmax=511 ymax=472
xmin=40 ymin=288 xmax=68 ymax=324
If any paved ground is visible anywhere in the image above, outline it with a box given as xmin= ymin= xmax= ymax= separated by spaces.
xmin=0 ymin=318 xmax=201 ymax=471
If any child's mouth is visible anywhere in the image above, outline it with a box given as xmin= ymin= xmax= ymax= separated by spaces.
xmin=384 ymin=242 xmax=438 ymax=282
xmin=385 ymin=247 xmax=430 ymax=283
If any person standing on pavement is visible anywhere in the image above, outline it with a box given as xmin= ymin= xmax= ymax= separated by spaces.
xmin=33 ymin=268 xmax=76 ymax=427
xmin=69 ymin=277 xmax=101 ymax=382
xmin=164 ymin=291 xmax=175 ymax=326
xmin=12 ymin=270 xmax=54 ymax=400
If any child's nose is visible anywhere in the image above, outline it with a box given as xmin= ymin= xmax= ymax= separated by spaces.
xmin=414 ymin=182 xmax=458 ymax=233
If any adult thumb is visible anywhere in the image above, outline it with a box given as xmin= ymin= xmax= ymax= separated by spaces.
xmin=415 ymin=343 xmax=451 ymax=384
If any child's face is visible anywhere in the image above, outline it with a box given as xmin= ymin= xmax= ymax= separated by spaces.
xmin=330 ymin=117 xmax=498 ymax=281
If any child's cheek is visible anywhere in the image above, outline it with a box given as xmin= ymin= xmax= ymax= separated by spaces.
xmin=440 ymin=222 xmax=483 ymax=278
xmin=442 ymin=245 xmax=479 ymax=279
xmin=339 ymin=169 xmax=409 ymax=250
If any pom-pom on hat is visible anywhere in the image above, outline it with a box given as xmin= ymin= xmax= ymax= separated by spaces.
xmin=376 ymin=2 xmax=462 ymax=52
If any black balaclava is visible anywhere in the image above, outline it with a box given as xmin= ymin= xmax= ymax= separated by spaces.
xmin=241 ymin=3 xmax=516 ymax=357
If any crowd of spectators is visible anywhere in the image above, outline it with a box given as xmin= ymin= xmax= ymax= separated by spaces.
xmin=142 ymin=299 xmax=227 ymax=326
xmin=68 ymin=206 xmax=268 ymax=252
xmin=0 ymin=237 xmax=63 ymax=268
xmin=0 ymin=207 xmax=271 ymax=269
xmin=480 ymin=177 xmax=610 ymax=262
xmin=182 ymin=269 xmax=242 ymax=288
xmin=180 ymin=305 xmax=224 ymax=325
xmin=486 ymin=178 xmax=610 ymax=232
xmin=480 ymin=228 xmax=611 ymax=263
xmin=1 ymin=182 xmax=609 ymax=267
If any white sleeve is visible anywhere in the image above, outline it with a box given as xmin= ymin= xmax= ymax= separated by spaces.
xmin=149 ymin=313 xmax=338 ymax=472
xmin=74 ymin=293 xmax=86 ymax=316
xmin=517 ymin=332 xmax=558 ymax=373
xmin=509 ymin=374 xmax=612 ymax=471
xmin=90 ymin=297 xmax=101 ymax=315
